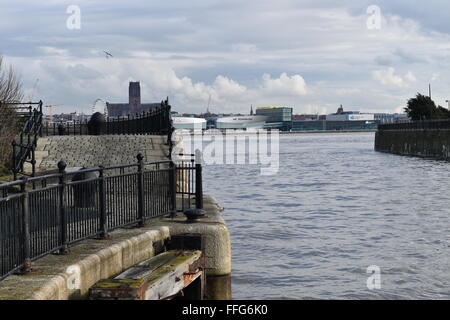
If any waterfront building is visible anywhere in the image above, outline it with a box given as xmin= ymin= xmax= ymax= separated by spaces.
xmin=204 ymin=117 xmax=218 ymax=129
xmin=106 ymin=82 xmax=161 ymax=117
xmin=325 ymin=105 xmax=374 ymax=121
xmin=255 ymin=106 xmax=293 ymax=122
xmin=293 ymin=114 xmax=319 ymax=121
xmin=291 ymin=120 xmax=378 ymax=131
xmin=255 ymin=106 xmax=293 ymax=131
xmin=326 ymin=113 xmax=375 ymax=121
xmin=374 ymin=113 xmax=409 ymax=124
xmin=172 ymin=116 xmax=207 ymax=129
xmin=215 ymin=115 xmax=267 ymax=129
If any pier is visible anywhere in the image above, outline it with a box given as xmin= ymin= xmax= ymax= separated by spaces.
xmin=375 ymin=120 xmax=450 ymax=159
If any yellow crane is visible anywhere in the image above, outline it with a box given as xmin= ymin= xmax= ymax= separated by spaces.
xmin=44 ymin=104 xmax=64 ymax=124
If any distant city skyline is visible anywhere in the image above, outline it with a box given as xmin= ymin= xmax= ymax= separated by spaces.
xmin=1 ymin=1 xmax=450 ymax=115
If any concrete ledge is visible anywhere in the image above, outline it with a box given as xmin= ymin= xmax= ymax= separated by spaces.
xmin=0 ymin=195 xmax=230 ymax=300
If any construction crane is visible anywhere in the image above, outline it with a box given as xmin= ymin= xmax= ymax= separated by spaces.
xmin=44 ymin=104 xmax=64 ymax=124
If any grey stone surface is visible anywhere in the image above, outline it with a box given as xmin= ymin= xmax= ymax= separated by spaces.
xmin=30 ymin=135 xmax=170 ymax=173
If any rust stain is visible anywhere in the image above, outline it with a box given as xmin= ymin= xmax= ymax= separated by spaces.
xmin=183 ymin=270 xmax=201 ymax=286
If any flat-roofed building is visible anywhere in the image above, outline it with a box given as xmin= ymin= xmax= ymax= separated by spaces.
xmin=255 ymin=106 xmax=293 ymax=131
xmin=255 ymin=106 xmax=293 ymax=122
xmin=326 ymin=113 xmax=375 ymax=121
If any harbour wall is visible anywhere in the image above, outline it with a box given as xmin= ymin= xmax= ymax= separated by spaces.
xmin=0 ymin=195 xmax=231 ymax=300
xmin=2 ymin=134 xmax=232 ymax=300
xmin=29 ymin=135 xmax=171 ymax=173
xmin=375 ymin=129 xmax=450 ymax=159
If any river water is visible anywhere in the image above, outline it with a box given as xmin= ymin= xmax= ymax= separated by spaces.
xmin=201 ymin=132 xmax=450 ymax=299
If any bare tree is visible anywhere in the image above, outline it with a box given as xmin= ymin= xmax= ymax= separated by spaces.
xmin=0 ymin=55 xmax=23 ymax=174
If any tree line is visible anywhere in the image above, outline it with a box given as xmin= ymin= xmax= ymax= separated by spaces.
xmin=404 ymin=93 xmax=450 ymax=121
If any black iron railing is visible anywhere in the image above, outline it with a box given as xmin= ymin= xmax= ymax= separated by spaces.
xmin=378 ymin=119 xmax=450 ymax=131
xmin=9 ymin=99 xmax=174 ymax=179
xmin=43 ymin=100 xmax=172 ymax=136
xmin=0 ymin=154 xmax=202 ymax=281
xmin=8 ymin=101 xmax=44 ymax=180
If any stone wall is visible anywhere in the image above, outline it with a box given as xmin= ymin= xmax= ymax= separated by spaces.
xmin=375 ymin=129 xmax=450 ymax=159
xmin=35 ymin=135 xmax=170 ymax=172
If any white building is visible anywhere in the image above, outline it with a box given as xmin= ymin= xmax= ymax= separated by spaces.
xmin=215 ymin=115 xmax=267 ymax=129
xmin=326 ymin=113 xmax=375 ymax=121
xmin=172 ymin=117 xmax=207 ymax=129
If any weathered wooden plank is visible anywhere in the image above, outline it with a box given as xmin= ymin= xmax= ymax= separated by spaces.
xmin=89 ymin=250 xmax=203 ymax=300
xmin=116 ymin=251 xmax=183 ymax=280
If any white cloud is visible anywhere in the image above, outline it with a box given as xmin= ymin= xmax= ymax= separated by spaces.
xmin=431 ymin=73 xmax=440 ymax=81
xmin=39 ymin=46 xmax=68 ymax=56
xmin=261 ymin=73 xmax=308 ymax=96
xmin=372 ymin=67 xmax=416 ymax=88
xmin=404 ymin=71 xmax=417 ymax=83
xmin=213 ymin=75 xmax=247 ymax=97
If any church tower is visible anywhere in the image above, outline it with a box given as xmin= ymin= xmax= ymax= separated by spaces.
xmin=129 ymin=81 xmax=141 ymax=113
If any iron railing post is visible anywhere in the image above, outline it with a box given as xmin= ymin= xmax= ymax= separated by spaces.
xmin=31 ymin=145 xmax=36 ymax=178
xmin=12 ymin=141 xmax=17 ymax=180
xmin=167 ymin=102 xmax=173 ymax=160
xmin=137 ymin=153 xmax=145 ymax=226
xmin=98 ymin=166 xmax=108 ymax=239
xmin=57 ymin=160 xmax=69 ymax=254
xmin=169 ymin=161 xmax=177 ymax=217
xmin=194 ymin=150 xmax=203 ymax=210
xmin=20 ymin=177 xmax=32 ymax=273
xmin=38 ymin=100 xmax=43 ymax=137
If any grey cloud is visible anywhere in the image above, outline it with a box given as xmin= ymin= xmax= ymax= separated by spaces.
xmin=375 ymin=56 xmax=393 ymax=66
xmin=1 ymin=0 xmax=450 ymax=114
xmin=392 ymin=48 xmax=425 ymax=64
xmin=66 ymin=64 xmax=103 ymax=80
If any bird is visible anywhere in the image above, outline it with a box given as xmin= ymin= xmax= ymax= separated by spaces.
xmin=103 ymin=51 xmax=113 ymax=59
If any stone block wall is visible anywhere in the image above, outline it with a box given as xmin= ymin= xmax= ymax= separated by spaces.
xmin=36 ymin=135 xmax=170 ymax=171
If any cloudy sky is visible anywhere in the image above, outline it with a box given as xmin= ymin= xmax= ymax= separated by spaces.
xmin=1 ymin=0 xmax=450 ymax=115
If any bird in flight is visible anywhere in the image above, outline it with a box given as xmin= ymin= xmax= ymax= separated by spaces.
xmin=103 ymin=51 xmax=113 ymax=59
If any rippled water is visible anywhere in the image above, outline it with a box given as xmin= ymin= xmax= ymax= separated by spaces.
xmin=202 ymin=132 xmax=450 ymax=299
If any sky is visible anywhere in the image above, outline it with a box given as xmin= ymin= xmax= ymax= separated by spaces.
xmin=1 ymin=0 xmax=450 ymax=115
